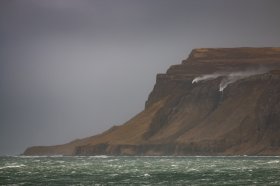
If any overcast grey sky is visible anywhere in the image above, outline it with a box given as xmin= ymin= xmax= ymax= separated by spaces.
xmin=1 ymin=0 xmax=280 ymax=155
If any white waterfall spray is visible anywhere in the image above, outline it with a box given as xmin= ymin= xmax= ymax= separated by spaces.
xmin=192 ymin=67 xmax=269 ymax=92
xmin=192 ymin=73 xmax=225 ymax=84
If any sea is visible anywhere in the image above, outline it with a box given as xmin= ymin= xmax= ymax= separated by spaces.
xmin=1 ymin=156 xmax=280 ymax=185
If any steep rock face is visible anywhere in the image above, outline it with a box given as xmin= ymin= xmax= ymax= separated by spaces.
xmin=24 ymin=48 xmax=280 ymax=156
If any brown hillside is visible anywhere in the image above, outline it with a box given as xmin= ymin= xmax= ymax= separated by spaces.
xmin=24 ymin=47 xmax=280 ymax=156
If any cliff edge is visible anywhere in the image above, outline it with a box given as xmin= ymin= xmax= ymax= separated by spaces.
xmin=24 ymin=47 xmax=280 ymax=156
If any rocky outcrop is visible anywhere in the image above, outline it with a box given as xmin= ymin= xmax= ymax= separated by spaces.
xmin=24 ymin=47 xmax=280 ymax=156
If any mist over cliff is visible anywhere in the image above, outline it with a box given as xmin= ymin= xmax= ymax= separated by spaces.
xmin=24 ymin=48 xmax=280 ymax=156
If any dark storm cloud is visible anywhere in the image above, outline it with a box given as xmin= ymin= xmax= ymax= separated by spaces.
xmin=1 ymin=0 xmax=280 ymax=155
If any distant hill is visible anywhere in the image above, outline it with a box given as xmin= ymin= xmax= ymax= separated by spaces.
xmin=24 ymin=47 xmax=280 ymax=156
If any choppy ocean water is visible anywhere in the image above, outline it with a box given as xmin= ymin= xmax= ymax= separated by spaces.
xmin=1 ymin=156 xmax=280 ymax=185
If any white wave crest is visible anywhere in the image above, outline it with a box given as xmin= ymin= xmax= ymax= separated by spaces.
xmin=0 ymin=164 xmax=26 ymax=169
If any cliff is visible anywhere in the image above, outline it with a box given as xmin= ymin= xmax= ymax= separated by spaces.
xmin=24 ymin=47 xmax=280 ymax=156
